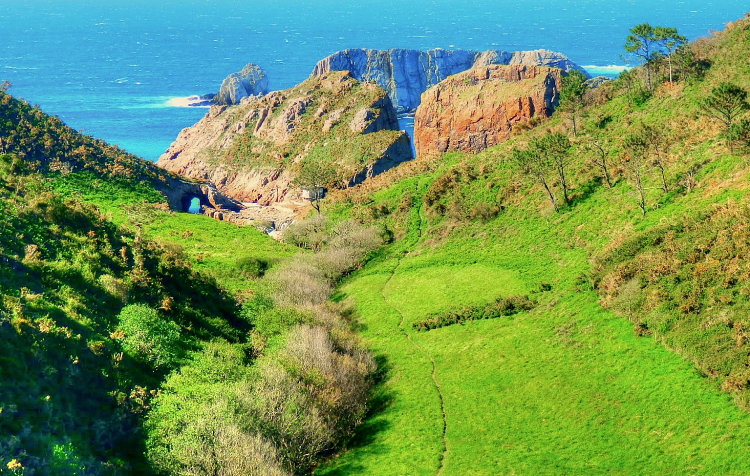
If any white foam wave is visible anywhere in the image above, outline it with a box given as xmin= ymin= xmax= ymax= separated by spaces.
xmin=165 ymin=96 xmax=212 ymax=108
xmin=583 ymin=65 xmax=631 ymax=76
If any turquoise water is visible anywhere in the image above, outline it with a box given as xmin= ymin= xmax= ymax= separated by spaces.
xmin=1 ymin=0 xmax=748 ymax=161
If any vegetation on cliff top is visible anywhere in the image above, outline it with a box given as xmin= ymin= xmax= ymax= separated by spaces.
xmin=199 ymin=71 xmax=410 ymax=189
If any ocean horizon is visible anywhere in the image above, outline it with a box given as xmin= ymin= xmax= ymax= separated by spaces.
xmin=2 ymin=0 xmax=748 ymax=161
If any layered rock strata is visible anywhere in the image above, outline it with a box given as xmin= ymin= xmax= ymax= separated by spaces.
xmin=312 ymin=48 xmax=586 ymax=112
xmin=157 ymin=71 xmax=412 ymax=209
xmin=414 ymin=65 xmax=562 ymax=155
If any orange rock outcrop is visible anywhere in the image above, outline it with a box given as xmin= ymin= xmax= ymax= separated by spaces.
xmin=413 ymin=65 xmax=562 ymax=155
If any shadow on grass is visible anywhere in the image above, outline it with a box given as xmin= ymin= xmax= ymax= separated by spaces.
xmin=317 ymin=353 xmax=395 ymax=475
xmin=568 ymin=176 xmax=603 ymax=208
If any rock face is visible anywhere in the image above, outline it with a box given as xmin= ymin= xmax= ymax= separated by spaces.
xmin=157 ymin=176 xmax=245 ymax=213
xmin=215 ymin=64 xmax=269 ymax=106
xmin=414 ymin=65 xmax=562 ymax=155
xmin=157 ymin=71 xmax=412 ymax=207
xmin=584 ymin=76 xmax=613 ymax=89
xmin=311 ymin=48 xmax=586 ymax=112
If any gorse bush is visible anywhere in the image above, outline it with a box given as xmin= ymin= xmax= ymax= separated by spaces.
xmin=236 ymin=255 xmax=271 ymax=278
xmin=116 ymin=304 xmax=187 ymax=369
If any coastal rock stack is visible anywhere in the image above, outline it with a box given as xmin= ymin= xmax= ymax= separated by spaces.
xmin=214 ymin=63 xmax=270 ymax=106
xmin=157 ymin=71 xmax=412 ymax=211
xmin=414 ymin=65 xmax=563 ymax=155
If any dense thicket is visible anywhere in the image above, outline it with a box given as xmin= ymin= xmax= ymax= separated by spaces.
xmin=0 ymin=155 xmax=241 ymax=475
xmin=145 ymin=218 xmax=382 ymax=475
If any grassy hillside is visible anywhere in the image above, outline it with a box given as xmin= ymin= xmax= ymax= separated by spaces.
xmin=0 ymin=155 xmax=249 ymax=475
xmin=314 ymin=15 xmax=750 ymax=475
xmin=0 ymin=85 xmax=379 ymax=476
xmin=6 ymin=14 xmax=750 ymax=476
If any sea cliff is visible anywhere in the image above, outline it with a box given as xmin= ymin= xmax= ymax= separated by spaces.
xmin=311 ymin=48 xmax=586 ymax=112
xmin=157 ymin=71 xmax=412 ymax=215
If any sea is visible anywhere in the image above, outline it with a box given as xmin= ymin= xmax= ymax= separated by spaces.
xmin=1 ymin=0 xmax=748 ymax=162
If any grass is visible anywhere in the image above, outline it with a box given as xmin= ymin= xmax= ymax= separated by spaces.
xmin=143 ymin=212 xmax=296 ymax=293
xmin=316 ymin=23 xmax=750 ymax=469
xmin=319 ymin=230 xmax=750 ymax=475
xmin=49 ymin=171 xmax=296 ymax=294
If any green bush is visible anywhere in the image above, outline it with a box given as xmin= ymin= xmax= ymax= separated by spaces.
xmin=116 ymin=304 xmax=186 ymax=369
xmin=236 ymin=256 xmax=271 ymax=278
xmin=413 ymin=295 xmax=536 ymax=332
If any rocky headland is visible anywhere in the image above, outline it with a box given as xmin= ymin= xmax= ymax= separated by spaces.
xmin=311 ymin=48 xmax=587 ymax=112
xmin=157 ymin=71 xmax=412 ymax=224
xmin=414 ymin=64 xmax=563 ymax=155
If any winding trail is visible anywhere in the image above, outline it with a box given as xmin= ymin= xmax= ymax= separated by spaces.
xmin=379 ymin=189 xmax=449 ymax=476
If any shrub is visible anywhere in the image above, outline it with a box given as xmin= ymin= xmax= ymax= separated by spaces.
xmin=239 ymin=360 xmax=335 ymax=471
xmin=414 ymin=295 xmax=536 ymax=331
xmin=236 ymin=256 xmax=271 ymax=278
xmin=116 ymin=304 xmax=186 ymax=369
xmin=271 ymin=219 xmax=382 ymax=306
xmin=269 ymin=257 xmax=333 ymax=307
xmin=148 ymin=397 xmax=289 ymax=476
xmin=282 ymin=215 xmax=330 ymax=250
xmin=470 ymin=202 xmax=501 ymax=222
xmin=283 ymin=324 xmax=375 ymax=436
xmin=98 ymin=274 xmax=129 ymax=302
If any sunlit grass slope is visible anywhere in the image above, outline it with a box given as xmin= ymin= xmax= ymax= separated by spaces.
xmin=319 ymin=210 xmax=750 ymax=475
xmin=318 ymin=17 xmax=750 ymax=474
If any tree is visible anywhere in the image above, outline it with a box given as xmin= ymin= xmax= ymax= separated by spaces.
xmin=535 ymin=133 xmax=573 ymax=205
xmin=700 ymin=82 xmax=749 ymax=135
xmin=294 ymin=158 xmax=337 ymax=214
xmin=511 ymin=146 xmax=557 ymax=212
xmin=655 ymin=26 xmax=687 ymax=83
xmin=511 ymin=132 xmax=572 ymax=211
xmin=638 ymin=123 xmax=670 ymax=192
xmin=625 ymin=23 xmax=659 ymax=90
xmin=726 ymin=118 xmax=750 ymax=154
xmin=622 ymin=133 xmax=650 ymax=216
xmin=674 ymin=44 xmax=711 ymax=82
xmin=583 ymin=135 xmax=613 ymax=188
xmin=558 ymin=70 xmax=588 ymax=136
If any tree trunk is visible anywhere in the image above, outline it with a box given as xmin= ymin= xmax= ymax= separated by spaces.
xmin=668 ymin=55 xmax=674 ymax=84
xmin=558 ymin=165 xmax=570 ymax=205
xmin=540 ymin=177 xmax=558 ymax=212
xmin=657 ymin=163 xmax=669 ymax=193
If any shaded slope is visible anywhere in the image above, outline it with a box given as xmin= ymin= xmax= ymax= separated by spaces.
xmin=0 ymin=157 xmax=245 ymax=475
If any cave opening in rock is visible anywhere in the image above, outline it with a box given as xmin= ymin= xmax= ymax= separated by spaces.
xmin=187 ymin=197 xmax=201 ymax=214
